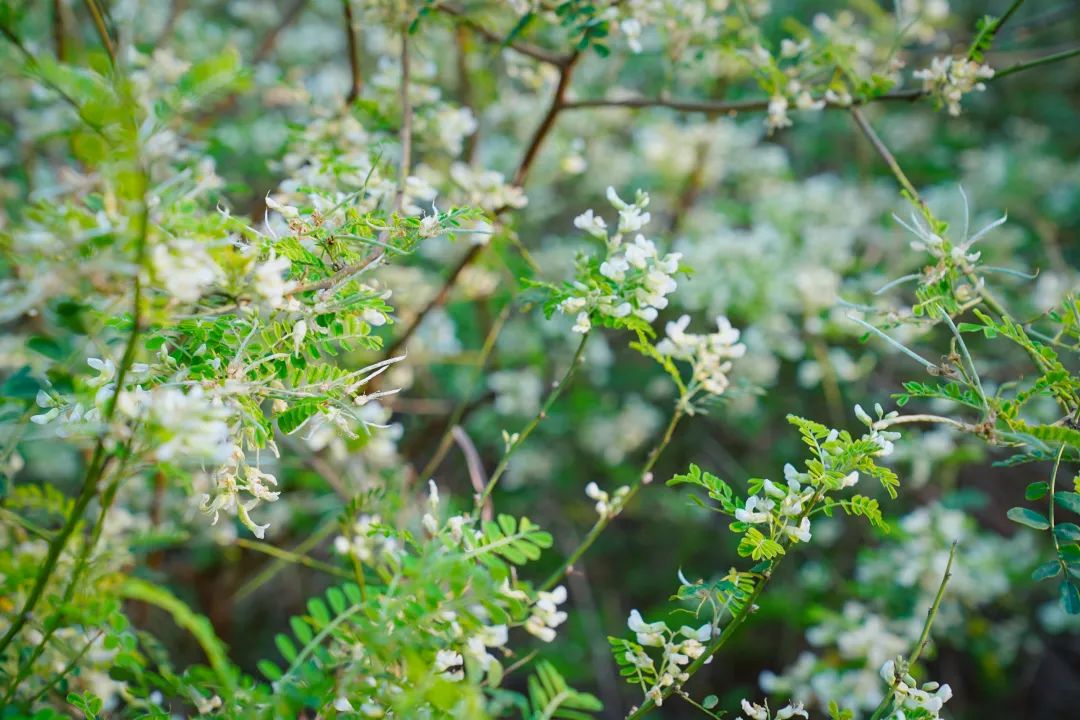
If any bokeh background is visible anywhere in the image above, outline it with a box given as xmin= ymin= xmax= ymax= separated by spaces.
xmin=3 ymin=1 xmax=1080 ymax=717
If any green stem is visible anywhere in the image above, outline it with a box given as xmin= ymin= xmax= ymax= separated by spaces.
xmin=1048 ymin=445 xmax=1068 ymax=575
xmin=994 ymin=46 xmax=1080 ymax=79
xmin=83 ymin=0 xmax=115 ymax=65
xmin=850 ymin=106 xmax=929 ymax=219
xmin=476 ymin=332 xmax=590 ymax=510
xmin=234 ymin=538 xmax=353 ymax=580
xmin=967 ymin=0 xmax=1026 ymax=61
xmin=868 ymin=541 xmax=957 ymax=720
xmin=419 ymin=303 xmax=511 ymax=481
xmin=540 ymin=402 xmax=685 ymax=591
xmin=0 ymin=180 xmax=148 ymax=669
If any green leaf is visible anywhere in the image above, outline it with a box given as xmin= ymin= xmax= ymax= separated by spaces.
xmin=1054 ymin=523 xmax=1080 ymax=543
xmin=28 ymin=335 xmax=65 ymax=360
xmin=277 ymin=400 xmax=321 ymax=435
xmin=1060 ymin=580 xmax=1080 ymax=615
xmin=1007 ymin=507 xmax=1050 ymax=530
xmin=1055 ymin=491 xmax=1080 ymax=515
xmin=1032 ymin=560 xmax=1061 ymax=581
xmin=117 ymin=578 xmax=237 ymax=699
xmin=703 ymin=695 xmax=719 ymax=710
xmin=1026 ymin=482 xmax=1049 ymax=500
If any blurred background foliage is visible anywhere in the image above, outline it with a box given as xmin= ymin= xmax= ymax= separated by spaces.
xmin=2 ymin=0 xmax=1080 ymax=717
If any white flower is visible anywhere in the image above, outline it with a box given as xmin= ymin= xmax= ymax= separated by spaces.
xmin=620 ymin=18 xmax=643 ymax=53
xmin=600 ymin=255 xmax=630 ymax=281
xmin=783 ymin=517 xmax=812 ymax=543
xmin=252 ymin=251 xmax=296 ymax=308
xmin=265 ymin=195 xmax=298 ymax=219
xmin=418 ymin=214 xmax=441 ymax=238
xmin=795 ymin=91 xmax=825 ymax=111
xmin=775 ymin=701 xmax=809 ymax=719
xmin=766 ymin=95 xmax=792 ymax=132
xmin=152 ymin=239 xmax=223 ymax=303
xmin=735 ymin=495 xmax=772 ymax=524
xmin=574 ymin=209 xmax=608 ymax=239
xmin=741 ymin=699 xmax=769 ymax=720
xmin=913 ymin=56 xmax=994 ymax=116
xmin=627 ymin=609 xmax=667 ymax=647
xmin=525 ymin=585 xmax=568 ymax=643
xmin=433 ymin=649 xmax=464 ymax=681
xmin=433 ymin=105 xmax=478 ymax=155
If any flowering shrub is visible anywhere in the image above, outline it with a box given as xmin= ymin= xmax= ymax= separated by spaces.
xmin=1 ymin=1 xmax=1079 ymax=719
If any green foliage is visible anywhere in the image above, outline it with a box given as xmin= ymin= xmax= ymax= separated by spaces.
xmin=527 ymin=661 xmax=603 ymax=720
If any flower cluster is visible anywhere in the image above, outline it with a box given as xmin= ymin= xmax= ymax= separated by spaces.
xmin=333 ymin=515 xmax=402 ymax=562
xmin=623 ymin=609 xmax=712 ymax=707
xmin=854 ymin=403 xmax=902 ymax=458
xmin=556 ymin=188 xmax=682 ymax=334
xmin=524 ymin=585 xmax=570 ymax=642
xmin=913 ymin=56 xmax=994 ymax=116
xmin=737 ymin=698 xmax=810 ymax=720
xmin=733 ymin=466 xmax=836 ymax=547
xmin=657 ymin=314 xmax=747 ymax=396
xmin=585 ymin=481 xmax=631 ymax=519
xmin=880 ymin=658 xmax=953 ymax=719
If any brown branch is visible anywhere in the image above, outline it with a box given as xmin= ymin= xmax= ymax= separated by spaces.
xmin=152 ymin=0 xmax=188 ymax=50
xmin=455 ymin=24 xmax=479 ymax=162
xmin=451 ymin=426 xmax=492 ymax=521
xmin=668 ymin=138 xmax=710 ymax=234
xmin=435 ymin=3 xmax=567 ymax=67
xmin=513 ymin=51 xmax=580 ymax=186
xmin=83 ymin=0 xmax=115 ymax=66
xmin=343 ymin=0 xmax=362 ymax=103
xmin=52 ymin=0 xmax=65 ymax=61
xmin=561 ymin=88 xmax=926 ymax=115
xmin=385 ymin=51 xmax=581 ymax=357
xmin=254 ymin=0 xmax=309 ymax=64
xmin=291 ymin=250 xmax=382 ymax=294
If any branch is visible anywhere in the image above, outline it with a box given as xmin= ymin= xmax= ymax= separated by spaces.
xmin=540 ymin=402 xmax=685 ymax=591
xmin=868 ymin=541 xmax=958 ymax=720
xmin=476 ymin=331 xmax=591 ymax=509
xmin=253 ymin=0 xmax=309 ymax=63
xmin=83 ymin=0 xmax=115 ymax=66
xmin=343 ymin=0 xmax=362 ymax=103
xmin=435 ymin=3 xmax=568 ymax=67
xmin=513 ymin=51 xmax=581 ymax=186
xmin=385 ymin=51 xmax=580 ymax=357
xmin=560 ymin=89 xmax=925 ymax=115
xmin=994 ymin=45 xmax=1080 ymax=78
xmin=968 ymin=0 xmax=1026 ymax=61
xmin=850 ymin=106 xmax=929 ymax=215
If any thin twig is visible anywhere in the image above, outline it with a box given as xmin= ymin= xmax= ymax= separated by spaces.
xmin=435 ymin=3 xmax=567 ymax=67
xmin=968 ymin=0 xmax=1027 ymax=61
xmin=850 ymin=106 xmax=928 ymax=215
xmin=561 ymin=89 xmax=925 ymax=115
xmin=452 ymin=426 xmax=492 ymax=520
xmin=83 ymin=0 xmax=115 ymax=65
xmin=386 ymin=51 xmax=580 ymax=357
xmin=994 ymin=45 xmax=1080 ymax=78
xmin=343 ymin=0 xmax=362 ymax=103
xmin=477 ymin=332 xmax=591 ymax=509
xmin=540 ymin=402 xmax=684 ymax=591
xmin=418 ymin=304 xmax=511 ymax=481
xmin=52 ymin=0 xmax=65 ymax=61
xmin=234 ymin=538 xmax=352 ymax=580
xmin=254 ymin=0 xmax=309 ymax=63
xmin=868 ymin=541 xmax=958 ymax=720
